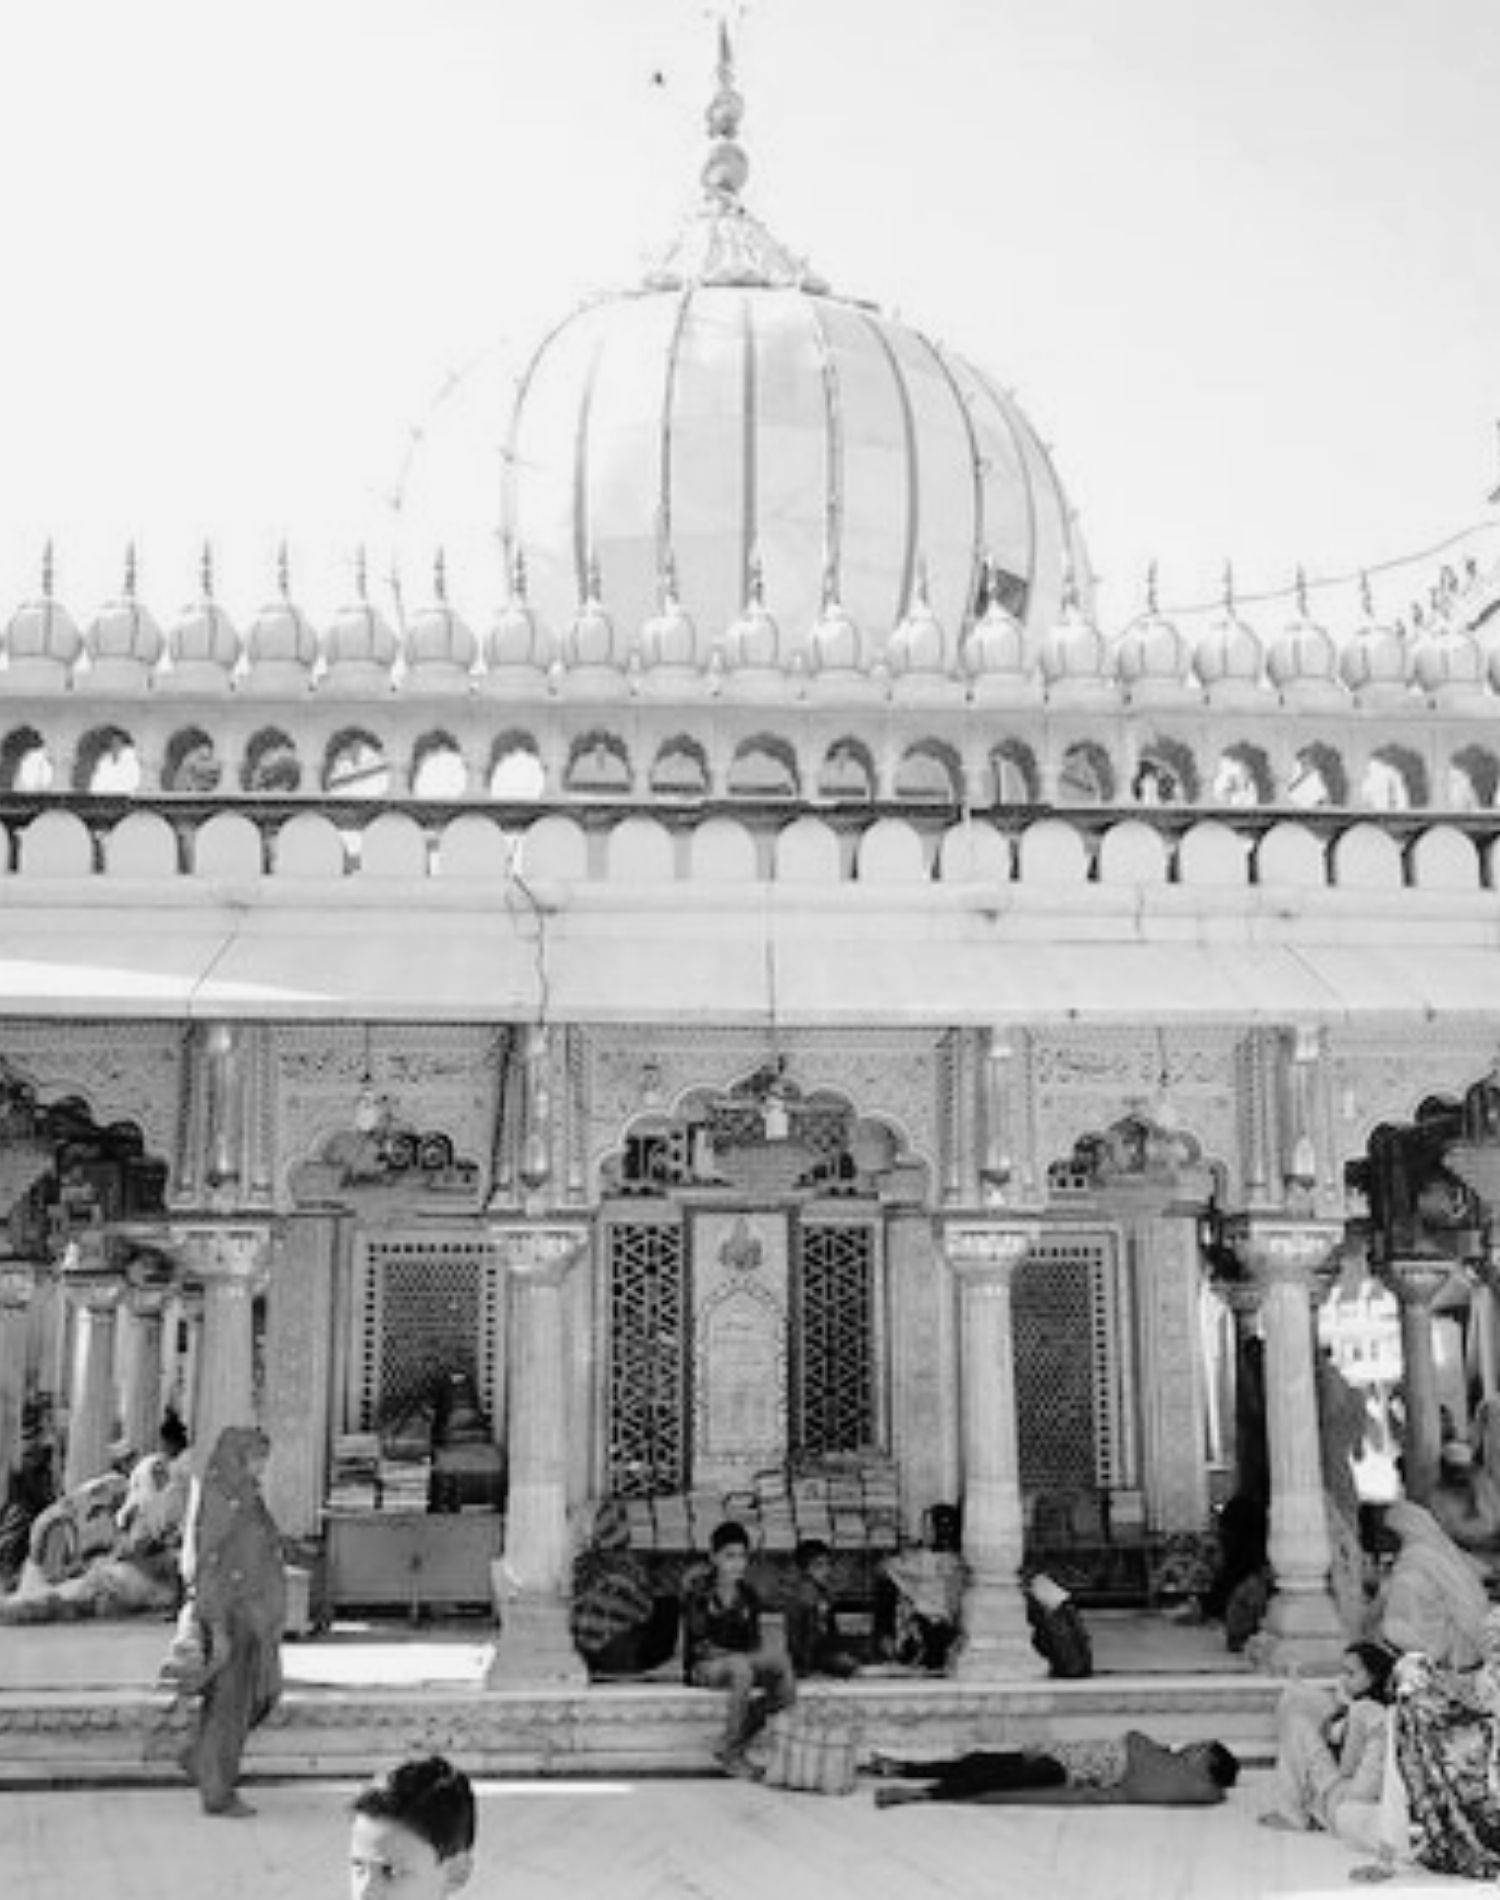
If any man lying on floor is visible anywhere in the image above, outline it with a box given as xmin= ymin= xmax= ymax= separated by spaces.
xmin=871 ymin=1732 xmax=1241 ymax=1807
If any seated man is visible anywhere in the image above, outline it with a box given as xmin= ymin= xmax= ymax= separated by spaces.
xmin=871 ymin=1731 xmax=1240 ymax=1808
xmin=682 ymin=1520 xmax=796 ymax=1778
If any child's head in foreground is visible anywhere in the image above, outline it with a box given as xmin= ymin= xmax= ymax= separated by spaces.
xmin=349 ymin=1755 xmax=476 ymax=1899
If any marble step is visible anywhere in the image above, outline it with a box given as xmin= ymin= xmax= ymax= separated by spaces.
xmin=0 ymin=1673 xmax=1285 ymax=1786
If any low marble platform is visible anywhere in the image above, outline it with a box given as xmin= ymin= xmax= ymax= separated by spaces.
xmin=0 ymin=1611 xmax=1285 ymax=1786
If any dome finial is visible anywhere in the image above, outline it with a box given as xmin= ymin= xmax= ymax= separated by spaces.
xmin=1360 ymin=569 xmax=1374 ymax=620
xmin=355 ymin=545 xmax=369 ymax=602
xmin=746 ymin=545 xmax=765 ymax=608
xmin=200 ymin=541 xmax=215 ymax=601
xmin=40 ymin=539 xmax=54 ymax=599
xmin=1295 ymin=563 xmax=1310 ymax=619
xmin=1145 ymin=560 xmax=1159 ymax=615
xmin=123 ymin=542 xmax=137 ymax=600
xmin=701 ymin=12 xmax=749 ymax=205
xmin=433 ymin=548 xmax=448 ymax=603
xmin=1221 ymin=559 xmax=1235 ymax=612
xmin=276 ymin=541 xmax=291 ymax=600
xmin=511 ymin=546 xmax=529 ymax=603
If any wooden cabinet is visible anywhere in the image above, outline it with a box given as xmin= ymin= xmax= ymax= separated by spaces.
xmin=323 ymin=1512 xmax=503 ymax=1619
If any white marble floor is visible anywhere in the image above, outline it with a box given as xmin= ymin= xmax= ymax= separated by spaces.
xmin=0 ymin=1772 xmax=1467 ymax=1900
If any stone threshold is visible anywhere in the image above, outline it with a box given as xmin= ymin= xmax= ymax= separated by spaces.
xmin=0 ymin=1673 xmax=1286 ymax=1786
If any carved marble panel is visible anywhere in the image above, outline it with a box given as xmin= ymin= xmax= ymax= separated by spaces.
xmin=1133 ymin=1214 xmax=1209 ymax=1533
xmin=1032 ymin=1027 xmax=1241 ymax=1197
xmin=690 ymin=1210 xmax=788 ymax=1488
xmin=581 ymin=1025 xmax=945 ymax=1199
xmin=0 ymin=1021 xmax=180 ymax=1165
xmin=273 ymin=1023 xmax=500 ymax=1200
xmin=1329 ymin=1031 xmax=1493 ymax=1161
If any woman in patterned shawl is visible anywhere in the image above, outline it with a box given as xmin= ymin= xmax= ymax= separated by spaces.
xmin=1368 ymin=1500 xmax=1489 ymax=1670
xmin=177 ymin=1425 xmax=286 ymax=1817
xmin=1352 ymin=1608 xmax=1500 ymax=1882
xmin=569 ymin=1499 xmax=679 ymax=1679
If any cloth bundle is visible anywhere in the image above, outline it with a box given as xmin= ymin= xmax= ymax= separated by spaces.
xmin=760 ymin=1705 xmax=862 ymax=1796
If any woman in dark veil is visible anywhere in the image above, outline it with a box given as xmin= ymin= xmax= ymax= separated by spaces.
xmin=177 ymin=1425 xmax=286 ymax=1816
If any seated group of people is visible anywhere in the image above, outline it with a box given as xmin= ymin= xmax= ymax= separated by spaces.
xmin=0 ymin=1410 xmax=192 ymax=1621
xmin=1259 ymin=1497 xmax=1500 ymax=1882
xmin=569 ymin=1496 xmax=1095 ymax=1780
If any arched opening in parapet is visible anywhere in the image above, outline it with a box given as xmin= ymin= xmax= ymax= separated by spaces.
xmin=1131 ymin=737 xmax=1197 ymax=806
xmin=649 ymin=736 xmax=710 ymax=798
xmin=1056 ymin=740 xmax=1114 ymax=805
xmin=1287 ymin=743 xmax=1346 ymax=808
xmin=894 ymin=740 xmax=961 ymax=803
xmin=817 ymin=737 xmax=875 ymax=802
xmin=1363 ymin=745 xmax=1426 ymax=812
xmin=565 ymin=730 xmax=632 ymax=795
xmin=1211 ymin=742 xmax=1271 ymax=807
xmin=324 ymin=729 xmax=390 ymax=799
xmin=1448 ymin=746 xmax=1499 ymax=812
xmin=410 ymin=731 xmax=466 ymax=800
xmin=162 ymin=727 xmax=222 ymax=794
xmin=727 ymin=735 xmax=799 ymax=799
xmin=488 ymin=732 xmax=544 ymax=800
xmin=1 ymin=726 xmax=55 ymax=792
xmin=990 ymin=739 xmax=1038 ymax=806
xmin=74 ymin=726 xmax=140 ymax=795
xmin=243 ymin=727 xmax=302 ymax=794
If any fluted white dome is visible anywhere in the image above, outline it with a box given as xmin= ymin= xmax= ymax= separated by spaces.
xmin=497 ymin=34 xmax=1089 ymax=666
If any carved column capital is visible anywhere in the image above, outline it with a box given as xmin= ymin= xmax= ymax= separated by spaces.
xmin=488 ymin=1221 xmax=590 ymax=1285
xmin=943 ymin=1221 xmax=1039 ymax=1286
xmin=61 ymin=1237 xmax=127 ymax=1313
xmin=0 ymin=1263 xmax=35 ymax=1311
xmin=1384 ymin=1256 xmax=1454 ymax=1310
xmin=1225 ymin=1216 xmax=1343 ymax=1290
xmin=1209 ymin=1274 xmax=1264 ymax=1319
xmin=172 ymin=1222 xmax=271 ymax=1295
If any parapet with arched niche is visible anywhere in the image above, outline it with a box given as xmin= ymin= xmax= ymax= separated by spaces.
xmin=0 ymin=801 xmax=1494 ymax=894
xmin=1 ymin=688 xmax=1500 ymax=820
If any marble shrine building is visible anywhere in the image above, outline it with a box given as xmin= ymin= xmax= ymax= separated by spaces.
xmin=1 ymin=29 xmax=1498 ymax=1680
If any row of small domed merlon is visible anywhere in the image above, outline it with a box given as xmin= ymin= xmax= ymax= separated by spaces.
xmin=5 ymin=553 xmax=1500 ymax=702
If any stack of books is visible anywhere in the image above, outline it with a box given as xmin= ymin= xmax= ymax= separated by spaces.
xmin=327 ymin=1433 xmax=381 ymax=1511
xmin=378 ymin=1454 xmax=432 ymax=1514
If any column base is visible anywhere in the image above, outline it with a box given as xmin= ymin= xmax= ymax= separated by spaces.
xmin=950 ymin=1579 xmax=1048 ymax=1683
xmin=484 ymin=1589 xmax=587 ymax=1688
xmin=1256 ymin=1584 xmax=1347 ymax=1677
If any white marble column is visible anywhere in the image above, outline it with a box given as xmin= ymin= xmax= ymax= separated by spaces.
xmin=486 ymin=1221 xmax=589 ymax=1685
xmin=176 ymin=1225 xmax=269 ymax=1463
xmin=944 ymin=1221 xmax=1046 ymax=1680
xmin=1231 ymin=1217 xmax=1344 ymax=1673
xmin=262 ymin=1216 xmax=336 ymax=1539
xmin=1388 ymin=1258 xmax=1450 ymax=1505
xmin=62 ymin=1245 xmax=125 ymax=1491
xmin=122 ymin=1285 xmax=169 ymax=1457
xmin=0 ymin=1263 xmax=35 ymax=1483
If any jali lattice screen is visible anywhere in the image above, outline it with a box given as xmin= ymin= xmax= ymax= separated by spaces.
xmin=1013 ymin=1231 xmax=1133 ymax=1496
xmin=605 ymin=1215 xmax=689 ymax=1497
xmin=794 ymin=1218 xmax=876 ymax=1457
xmin=357 ymin=1237 xmax=503 ymax=1433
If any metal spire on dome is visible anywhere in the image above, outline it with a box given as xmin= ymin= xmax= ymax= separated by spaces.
xmin=200 ymin=542 xmax=215 ymax=600
xmin=1221 ymin=559 xmax=1235 ymax=612
xmin=276 ymin=541 xmax=291 ymax=599
xmin=1360 ymin=570 xmax=1375 ymax=619
xmin=1294 ymin=564 xmax=1310 ymax=619
xmin=40 ymin=540 xmax=54 ymax=599
xmin=1145 ymin=561 xmax=1160 ymax=615
xmin=433 ymin=548 xmax=448 ymax=603
xmin=643 ymin=16 xmax=826 ymax=292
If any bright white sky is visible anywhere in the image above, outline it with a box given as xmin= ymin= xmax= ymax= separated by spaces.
xmin=1 ymin=0 xmax=1497 ymax=633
